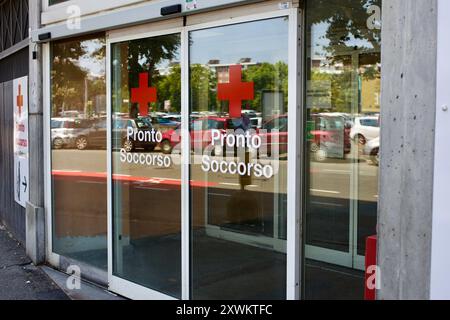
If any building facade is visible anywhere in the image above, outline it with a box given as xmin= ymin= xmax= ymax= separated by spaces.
xmin=0 ymin=0 xmax=29 ymax=244
xmin=0 ymin=0 xmax=448 ymax=300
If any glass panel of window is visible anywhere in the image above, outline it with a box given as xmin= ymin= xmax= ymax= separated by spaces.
xmin=305 ymin=0 xmax=381 ymax=299
xmin=189 ymin=17 xmax=289 ymax=300
xmin=50 ymin=35 xmax=107 ymax=269
xmin=111 ymin=33 xmax=182 ymax=298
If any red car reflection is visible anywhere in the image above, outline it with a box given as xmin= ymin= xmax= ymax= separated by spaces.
xmin=160 ymin=115 xmax=290 ymax=157
xmin=257 ymin=115 xmax=288 ymax=156
xmin=160 ymin=116 xmax=237 ymax=154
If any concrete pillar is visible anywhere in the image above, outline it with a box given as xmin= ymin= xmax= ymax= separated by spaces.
xmin=378 ymin=0 xmax=437 ymax=299
xmin=26 ymin=0 xmax=45 ymax=265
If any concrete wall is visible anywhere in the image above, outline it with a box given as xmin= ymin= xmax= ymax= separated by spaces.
xmin=26 ymin=0 xmax=46 ymax=265
xmin=378 ymin=0 xmax=438 ymax=299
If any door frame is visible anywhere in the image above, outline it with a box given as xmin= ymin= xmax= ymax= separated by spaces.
xmin=43 ymin=3 xmax=302 ymax=301
xmin=106 ymin=24 xmax=184 ymax=300
xmin=305 ymin=50 xmax=379 ymax=272
xmin=43 ymin=40 xmax=111 ymax=286
xmin=106 ymin=6 xmax=302 ymax=300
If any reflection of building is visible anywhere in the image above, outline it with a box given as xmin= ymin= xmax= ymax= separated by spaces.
xmin=311 ymin=57 xmax=345 ymax=74
xmin=207 ymin=59 xmax=257 ymax=84
xmin=361 ymin=77 xmax=381 ymax=113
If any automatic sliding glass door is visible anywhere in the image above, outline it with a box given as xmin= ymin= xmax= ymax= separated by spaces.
xmin=304 ymin=0 xmax=381 ymax=300
xmin=110 ymin=33 xmax=182 ymax=299
xmin=107 ymin=8 xmax=298 ymax=300
xmin=188 ymin=17 xmax=290 ymax=300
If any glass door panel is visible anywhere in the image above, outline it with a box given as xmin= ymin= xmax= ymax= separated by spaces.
xmin=304 ymin=0 xmax=382 ymax=299
xmin=188 ymin=17 xmax=289 ymax=300
xmin=306 ymin=54 xmax=354 ymax=263
xmin=50 ymin=35 xmax=108 ymax=269
xmin=356 ymin=53 xmax=380 ymax=258
xmin=111 ymin=33 xmax=182 ymax=298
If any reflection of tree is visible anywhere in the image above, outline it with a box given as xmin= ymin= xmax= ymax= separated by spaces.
xmin=126 ymin=35 xmax=180 ymax=113
xmin=157 ymin=64 xmax=181 ymax=112
xmin=127 ymin=35 xmax=179 ymax=78
xmin=310 ymin=69 xmax=353 ymax=113
xmin=307 ymin=0 xmax=381 ymax=56
xmin=186 ymin=62 xmax=288 ymax=114
xmin=189 ymin=64 xmax=218 ymax=112
xmin=51 ymin=37 xmax=105 ymax=117
xmin=244 ymin=62 xmax=288 ymax=112
xmin=51 ymin=40 xmax=87 ymax=115
xmin=307 ymin=0 xmax=382 ymax=112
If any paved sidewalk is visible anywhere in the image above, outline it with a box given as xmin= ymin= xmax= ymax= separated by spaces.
xmin=0 ymin=223 xmax=69 ymax=300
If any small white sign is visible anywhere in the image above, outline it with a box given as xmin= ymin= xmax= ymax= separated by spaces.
xmin=13 ymin=76 xmax=29 ymax=208
xmin=185 ymin=0 xmax=197 ymax=11
xmin=278 ymin=2 xmax=290 ymax=10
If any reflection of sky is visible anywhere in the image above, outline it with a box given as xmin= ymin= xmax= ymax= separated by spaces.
xmin=77 ymin=40 xmax=105 ymax=78
xmin=140 ymin=50 xmax=181 ymax=74
xmin=311 ymin=21 xmax=375 ymax=58
xmin=190 ymin=17 xmax=289 ymax=65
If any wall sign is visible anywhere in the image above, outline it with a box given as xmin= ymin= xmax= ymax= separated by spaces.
xmin=13 ymin=76 xmax=29 ymax=208
xmin=185 ymin=0 xmax=197 ymax=11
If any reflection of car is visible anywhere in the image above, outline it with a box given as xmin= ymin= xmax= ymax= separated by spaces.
xmin=59 ymin=110 xmax=81 ymax=118
xmin=73 ymin=118 xmax=157 ymax=152
xmin=74 ymin=118 xmax=107 ymax=150
xmin=249 ymin=117 xmax=262 ymax=129
xmin=160 ymin=115 xmax=288 ymax=157
xmin=148 ymin=116 xmax=179 ymax=132
xmin=308 ymin=114 xmax=351 ymax=162
xmin=258 ymin=115 xmax=288 ymax=156
xmin=160 ymin=125 xmax=180 ymax=154
xmin=51 ymin=118 xmax=93 ymax=149
xmin=364 ymin=136 xmax=380 ymax=166
xmin=160 ymin=116 xmax=245 ymax=155
xmin=162 ymin=114 xmax=182 ymax=123
xmin=350 ymin=116 xmax=380 ymax=145
xmin=241 ymin=109 xmax=257 ymax=117
xmin=113 ymin=118 xmax=158 ymax=152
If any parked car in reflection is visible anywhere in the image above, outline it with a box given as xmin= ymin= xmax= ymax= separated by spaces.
xmin=113 ymin=118 xmax=158 ymax=152
xmin=59 ymin=110 xmax=82 ymax=118
xmin=249 ymin=116 xmax=262 ymax=129
xmin=308 ymin=114 xmax=352 ymax=162
xmin=146 ymin=115 xmax=179 ymax=132
xmin=350 ymin=116 xmax=380 ymax=145
xmin=160 ymin=115 xmax=288 ymax=158
xmin=364 ymin=136 xmax=380 ymax=166
xmin=71 ymin=118 xmax=158 ymax=152
xmin=257 ymin=115 xmax=288 ymax=156
xmin=160 ymin=116 xmax=250 ymax=155
xmin=51 ymin=117 xmax=93 ymax=149
xmin=73 ymin=118 xmax=107 ymax=150
xmin=162 ymin=114 xmax=182 ymax=123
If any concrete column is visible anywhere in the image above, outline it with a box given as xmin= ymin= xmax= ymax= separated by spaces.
xmin=26 ymin=0 xmax=45 ymax=265
xmin=378 ymin=0 xmax=438 ymax=299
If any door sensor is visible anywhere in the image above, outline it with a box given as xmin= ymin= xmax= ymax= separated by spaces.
xmin=161 ymin=4 xmax=182 ymax=16
xmin=38 ymin=32 xmax=51 ymax=41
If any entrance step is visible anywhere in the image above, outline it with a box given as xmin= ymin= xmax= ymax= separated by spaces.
xmin=41 ymin=266 xmax=125 ymax=300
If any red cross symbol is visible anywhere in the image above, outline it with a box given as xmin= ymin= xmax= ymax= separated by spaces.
xmin=131 ymin=72 xmax=157 ymax=117
xmin=217 ymin=65 xmax=254 ymax=118
xmin=17 ymin=84 xmax=23 ymax=117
